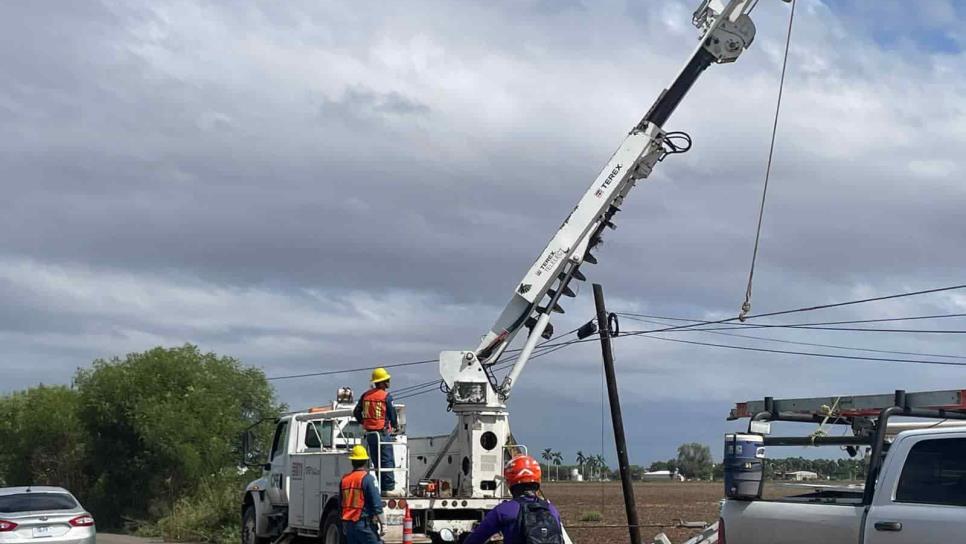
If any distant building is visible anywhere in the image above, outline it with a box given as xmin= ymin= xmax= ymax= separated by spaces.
xmin=786 ymin=470 xmax=820 ymax=481
xmin=642 ymin=470 xmax=685 ymax=482
xmin=570 ymin=468 xmax=584 ymax=482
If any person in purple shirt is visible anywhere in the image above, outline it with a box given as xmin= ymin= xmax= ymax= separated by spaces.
xmin=465 ymin=454 xmax=563 ymax=544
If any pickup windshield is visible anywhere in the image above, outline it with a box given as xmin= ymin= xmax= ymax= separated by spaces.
xmin=0 ymin=493 xmax=78 ymax=513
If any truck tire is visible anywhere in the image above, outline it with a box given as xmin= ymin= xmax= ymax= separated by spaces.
xmin=242 ymin=505 xmax=268 ymax=544
xmin=320 ymin=508 xmax=345 ymax=544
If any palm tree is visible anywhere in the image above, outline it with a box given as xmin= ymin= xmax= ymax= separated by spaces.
xmin=576 ymin=451 xmax=586 ymax=479
xmin=552 ymin=451 xmax=563 ymax=481
xmin=541 ymin=448 xmax=553 ymax=478
xmin=594 ymin=454 xmax=608 ymax=480
xmin=585 ymin=456 xmax=599 ymax=480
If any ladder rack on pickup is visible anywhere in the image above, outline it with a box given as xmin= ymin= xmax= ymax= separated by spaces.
xmin=727 ymin=388 xmax=966 ymax=505
xmin=730 ymin=388 xmax=966 ymax=420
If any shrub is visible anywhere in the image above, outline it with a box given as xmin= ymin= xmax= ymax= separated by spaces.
xmin=146 ymin=470 xmax=251 ymax=544
xmin=579 ymin=511 xmax=603 ymax=522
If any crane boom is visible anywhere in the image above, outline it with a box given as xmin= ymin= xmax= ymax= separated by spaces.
xmin=485 ymin=0 xmax=771 ymax=398
xmin=427 ymin=0 xmax=789 ymax=513
xmin=440 ymin=0 xmax=783 ymax=402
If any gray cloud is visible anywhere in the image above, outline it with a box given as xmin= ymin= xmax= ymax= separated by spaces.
xmin=2 ymin=0 xmax=966 ymax=462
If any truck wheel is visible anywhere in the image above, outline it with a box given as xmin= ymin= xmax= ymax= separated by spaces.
xmin=243 ymin=506 xmax=267 ymax=544
xmin=320 ymin=509 xmax=344 ymax=544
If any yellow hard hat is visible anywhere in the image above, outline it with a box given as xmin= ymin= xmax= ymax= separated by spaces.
xmin=348 ymin=445 xmax=370 ymax=461
xmin=371 ymin=367 xmax=391 ymax=384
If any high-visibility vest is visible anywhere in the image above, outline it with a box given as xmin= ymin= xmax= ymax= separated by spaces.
xmin=340 ymin=470 xmax=367 ymax=522
xmin=360 ymin=388 xmax=390 ymax=431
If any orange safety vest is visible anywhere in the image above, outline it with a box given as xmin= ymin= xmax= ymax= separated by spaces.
xmin=340 ymin=470 xmax=367 ymax=522
xmin=360 ymin=388 xmax=390 ymax=431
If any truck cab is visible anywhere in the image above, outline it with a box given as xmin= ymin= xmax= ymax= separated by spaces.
xmin=242 ymin=391 xmax=511 ymax=544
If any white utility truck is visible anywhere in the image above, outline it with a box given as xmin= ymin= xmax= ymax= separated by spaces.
xmin=241 ymin=389 xmax=519 ymax=544
xmin=720 ymin=389 xmax=966 ymax=544
xmin=240 ymin=1 xmax=791 ymax=542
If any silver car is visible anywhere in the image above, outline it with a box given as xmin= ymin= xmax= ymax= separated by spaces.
xmin=0 ymin=487 xmax=95 ymax=544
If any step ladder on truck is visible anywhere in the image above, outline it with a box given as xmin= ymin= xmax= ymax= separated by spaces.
xmin=718 ymin=388 xmax=966 ymax=544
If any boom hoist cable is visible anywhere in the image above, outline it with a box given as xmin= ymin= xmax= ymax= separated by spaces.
xmin=739 ymin=0 xmax=797 ymax=321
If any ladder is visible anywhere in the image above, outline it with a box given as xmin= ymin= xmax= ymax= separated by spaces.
xmin=727 ymin=387 xmax=966 ymax=505
xmin=729 ymin=388 xmax=966 ymax=420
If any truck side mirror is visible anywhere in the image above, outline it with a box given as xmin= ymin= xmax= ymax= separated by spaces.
xmin=241 ymin=429 xmax=265 ymax=467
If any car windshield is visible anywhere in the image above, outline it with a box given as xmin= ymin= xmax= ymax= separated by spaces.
xmin=0 ymin=493 xmax=78 ymax=513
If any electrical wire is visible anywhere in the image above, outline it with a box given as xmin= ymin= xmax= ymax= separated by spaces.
xmin=617 ymin=312 xmax=966 ymax=328
xmin=739 ymin=0 xmax=796 ymax=320
xmin=619 ymin=315 xmax=966 ymax=360
xmin=630 ymin=283 xmax=966 ymax=337
xmin=629 ymin=334 xmax=966 ymax=368
xmin=267 ymin=358 xmax=439 ymax=382
xmin=269 ymin=283 xmax=966 ymax=383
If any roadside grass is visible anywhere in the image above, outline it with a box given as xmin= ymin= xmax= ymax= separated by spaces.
xmin=138 ymin=471 xmax=249 ymax=544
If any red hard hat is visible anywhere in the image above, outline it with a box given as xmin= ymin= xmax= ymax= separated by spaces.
xmin=504 ymin=455 xmax=542 ymax=487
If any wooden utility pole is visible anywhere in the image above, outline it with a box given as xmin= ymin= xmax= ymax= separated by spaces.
xmin=593 ymin=283 xmax=642 ymax=544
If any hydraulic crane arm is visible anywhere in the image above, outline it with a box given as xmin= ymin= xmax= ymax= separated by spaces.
xmin=440 ymin=0 xmax=785 ymax=402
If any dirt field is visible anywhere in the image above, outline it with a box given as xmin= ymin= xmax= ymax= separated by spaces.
xmin=542 ymin=481 xmax=722 ymax=544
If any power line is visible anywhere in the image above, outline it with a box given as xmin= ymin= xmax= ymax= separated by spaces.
xmin=618 ymin=312 xmax=966 ymax=328
xmin=617 ymin=283 xmax=966 ymax=337
xmin=629 ymin=334 xmax=966 ymax=368
xmin=620 ymin=315 xmax=966 ymax=360
xmin=618 ymin=313 xmax=966 ymax=334
xmin=269 ymin=283 xmax=966 ymax=383
xmin=267 ymin=357 xmax=438 ymax=382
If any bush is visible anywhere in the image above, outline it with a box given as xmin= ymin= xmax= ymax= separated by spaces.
xmin=144 ymin=470 xmax=251 ymax=544
xmin=579 ymin=511 xmax=603 ymax=522
xmin=76 ymin=345 xmax=281 ymax=527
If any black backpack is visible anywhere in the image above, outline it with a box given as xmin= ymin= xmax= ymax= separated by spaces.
xmin=515 ymin=497 xmax=563 ymax=544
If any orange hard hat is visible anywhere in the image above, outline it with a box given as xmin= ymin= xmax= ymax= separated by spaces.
xmin=504 ymin=455 xmax=542 ymax=487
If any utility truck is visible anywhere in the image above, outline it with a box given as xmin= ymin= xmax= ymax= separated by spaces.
xmin=719 ymin=388 xmax=966 ymax=544
xmin=240 ymin=0 xmax=791 ymax=542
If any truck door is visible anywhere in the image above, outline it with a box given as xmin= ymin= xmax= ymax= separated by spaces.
xmin=865 ymin=435 xmax=966 ymax=543
xmin=267 ymin=420 xmax=291 ymax=505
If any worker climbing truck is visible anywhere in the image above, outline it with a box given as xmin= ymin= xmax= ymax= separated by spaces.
xmin=241 ymin=0 xmax=791 ymax=542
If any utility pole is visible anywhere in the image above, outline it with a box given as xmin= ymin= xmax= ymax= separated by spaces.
xmin=593 ymin=283 xmax=642 ymax=544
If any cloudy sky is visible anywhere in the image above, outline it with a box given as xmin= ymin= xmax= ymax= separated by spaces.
xmin=3 ymin=0 xmax=966 ymax=464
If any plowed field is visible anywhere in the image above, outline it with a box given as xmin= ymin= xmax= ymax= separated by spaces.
xmin=542 ymin=481 xmax=722 ymax=544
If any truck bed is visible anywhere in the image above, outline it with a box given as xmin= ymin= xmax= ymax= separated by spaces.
xmin=720 ymin=499 xmax=863 ymax=544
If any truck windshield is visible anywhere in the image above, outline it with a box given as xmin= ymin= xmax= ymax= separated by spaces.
xmin=0 ymin=493 xmax=78 ymax=513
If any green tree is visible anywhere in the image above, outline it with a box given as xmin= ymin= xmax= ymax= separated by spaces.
xmin=676 ymin=443 xmax=713 ymax=480
xmin=0 ymin=385 xmax=87 ymax=492
xmin=551 ymin=451 xmax=563 ymax=481
xmin=75 ymin=345 xmax=281 ymax=527
xmin=540 ymin=448 xmax=554 ymax=479
xmin=576 ymin=451 xmax=587 ymax=479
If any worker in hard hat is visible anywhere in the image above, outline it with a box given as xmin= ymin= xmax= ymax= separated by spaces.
xmin=353 ymin=367 xmax=398 ymax=492
xmin=464 ymin=454 xmax=563 ymax=544
xmin=340 ymin=445 xmax=386 ymax=544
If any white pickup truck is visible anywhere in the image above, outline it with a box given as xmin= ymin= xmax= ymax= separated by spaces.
xmin=720 ymin=389 xmax=966 ymax=544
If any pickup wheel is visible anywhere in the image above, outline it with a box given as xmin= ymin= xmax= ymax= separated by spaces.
xmin=242 ymin=505 xmax=268 ymax=544
xmin=320 ymin=508 xmax=344 ymax=544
